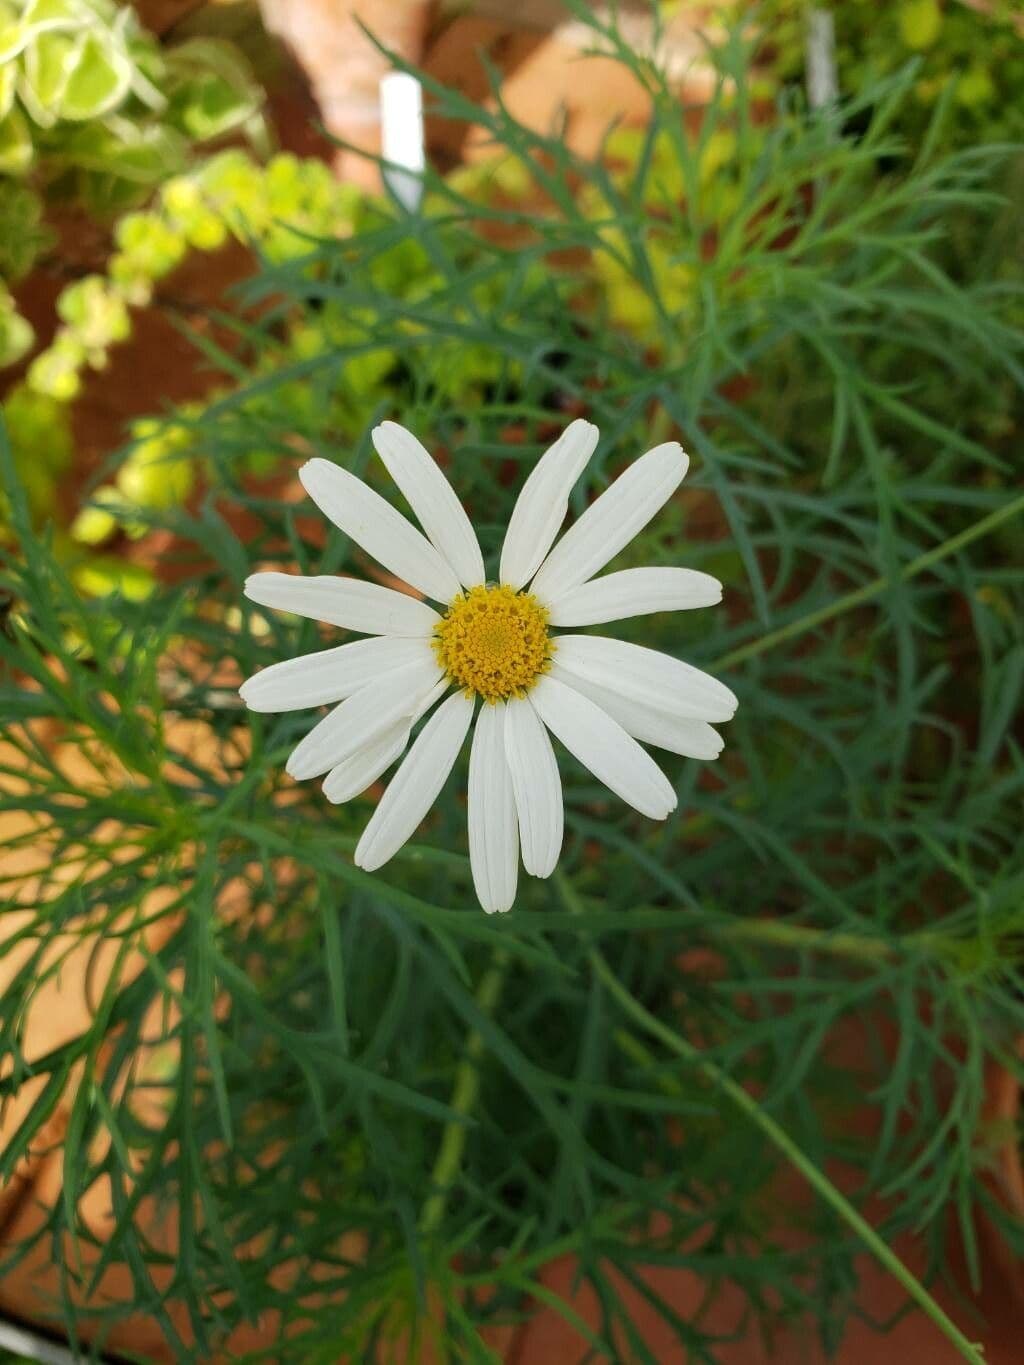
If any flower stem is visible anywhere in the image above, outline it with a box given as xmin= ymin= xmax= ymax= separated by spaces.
xmin=716 ymin=916 xmax=898 ymax=962
xmin=720 ymin=916 xmax=965 ymax=967
xmin=420 ymin=949 xmax=509 ymax=1236
xmin=713 ymin=489 xmax=1024 ymax=672
xmin=555 ymin=874 xmax=986 ymax=1365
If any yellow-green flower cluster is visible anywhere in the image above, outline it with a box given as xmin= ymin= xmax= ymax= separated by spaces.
xmin=29 ymin=151 xmax=366 ymax=401
xmin=0 ymin=0 xmax=265 ymax=375
xmin=752 ymin=0 xmax=1020 ymax=147
xmin=71 ymin=417 xmax=194 ymax=547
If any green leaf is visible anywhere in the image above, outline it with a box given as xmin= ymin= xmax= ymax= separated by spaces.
xmin=58 ymin=28 xmax=132 ymax=120
xmin=171 ymin=71 xmax=260 ymax=142
xmin=0 ymin=21 xmax=28 ymax=65
xmin=0 ymin=181 xmax=49 ymax=276
xmin=0 ymin=286 xmax=33 ymax=366
xmin=56 ymin=274 xmax=130 ymax=349
xmin=163 ymin=37 xmax=262 ymax=142
xmin=19 ymin=0 xmax=88 ymax=34
xmin=57 ymin=118 xmax=187 ymax=185
xmin=18 ymin=27 xmax=78 ymax=126
xmin=0 ymin=105 xmax=33 ymax=174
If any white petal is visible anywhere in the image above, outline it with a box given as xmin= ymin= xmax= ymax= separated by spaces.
xmin=468 ymin=703 xmax=519 ymax=913
xmin=241 ymin=636 xmax=434 ymax=713
xmin=530 ymin=442 xmax=689 ymax=601
xmin=299 ymin=459 xmax=461 ymax=603
xmin=286 ymin=656 xmax=442 ymax=781
xmin=244 ymin=572 xmax=439 ymax=636
xmin=498 ymin=419 xmax=599 ymax=590
xmin=322 ymin=723 xmax=411 ymax=804
xmin=355 ymin=691 xmax=475 ymax=872
xmin=503 ymin=696 xmax=563 ymax=878
xmin=322 ymin=678 xmax=449 ymax=798
xmin=530 ymin=675 xmax=677 ymax=821
xmin=551 ymin=634 xmax=737 ymax=723
xmin=373 ymin=422 xmax=485 ymax=589
xmin=548 ymin=663 xmax=723 ymax=759
xmin=410 ymin=676 xmax=451 ymax=722
xmin=545 ymin=567 xmax=721 ymax=627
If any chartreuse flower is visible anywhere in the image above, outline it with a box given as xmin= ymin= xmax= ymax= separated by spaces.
xmin=116 ymin=419 xmax=194 ymax=511
xmin=0 ymin=283 xmax=33 ymax=364
xmin=240 ymin=420 xmax=736 ymax=913
xmin=26 ymin=329 xmax=86 ymax=399
xmin=899 ymin=0 xmax=942 ymax=50
xmin=161 ymin=175 xmax=228 ymax=251
xmin=57 ymin=274 xmax=130 ymax=355
xmin=69 ymin=485 xmax=122 ymax=545
xmin=957 ymin=62 xmax=995 ymax=109
xmin=73 ymin=558 xmax=154 ymax=602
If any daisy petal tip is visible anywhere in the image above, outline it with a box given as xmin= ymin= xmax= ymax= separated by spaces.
xmin=527 ymin=857 xmax=558 ymax=880
xmin=352 ymin=841 xmax=372 ymax=871
xmin=286 ymin=746 xmax=323 ymax=780
xmin=237 ymin=679 xmax=272 ymax=713
xmin=649 ymin=439 xmax=689 ymax=485
xmin=355 ymin=846 xmax=387 ymax=873
xmin=323 ymin=786 xmax=350 ymax=807
xmin=483 ymin=898 xmax=514 ymax=915
xmin=298 ymin=456 xmax=334 ymax=490
xmin=374 ymin=419 xmax=409 ymax=441
xmin=296 ymin=462 xmax=317 ymax=496
xmin=664 ymin=440 xmax=689 ymax=471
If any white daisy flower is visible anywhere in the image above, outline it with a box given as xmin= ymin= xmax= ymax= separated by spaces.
xmin=240 ymin=419 xmax=737 ymax=913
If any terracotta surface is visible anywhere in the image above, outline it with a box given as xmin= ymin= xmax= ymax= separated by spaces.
xmin=981 ymin=1043 xmax=1024 ymax=1308
xmin=506 ymin=1234 xmax=1024 ymax=1364
xmin=424 ymin=11 xmax=717 ymax=171
xmin=257 ymin=0 xmax=434 ymax=185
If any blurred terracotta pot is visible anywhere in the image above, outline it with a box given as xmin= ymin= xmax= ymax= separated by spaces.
xmin=981 ymin=1041 xmax=1024 ymax=1305
xmin=257 ymin=0 xmax=433 ymax=187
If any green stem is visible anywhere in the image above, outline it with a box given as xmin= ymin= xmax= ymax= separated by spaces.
xmin=572 ymin=888 xmax=955 ymax=966
xmin=713 ymin=489 xmax=1024 ymax=672
xmin=556 ymin=881 xmax=985 ymax=1363
xmin=716 ymin=916 xmax=893 ymax=963
xmin=420 ymin=950 xmax=509 ymax=1236
xmin=713 ymin=916 xmax=947 ymax=964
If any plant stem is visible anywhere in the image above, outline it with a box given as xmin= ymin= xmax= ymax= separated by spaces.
xmin=713 ymin=916 xmax=950 ymax=963
xmin=713 ymin=489 xmax=1024 ymax=672
xmin=717 ymin=916 xmax=894 ymax=962
xmin=420 ymin=949 xmax=510 ymax=1236
xmin=555 ymin=874 xmax=986 ymax=1365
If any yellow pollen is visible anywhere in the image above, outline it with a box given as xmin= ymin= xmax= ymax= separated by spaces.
xmin=433 ymin=584 xmax=552 ymax=703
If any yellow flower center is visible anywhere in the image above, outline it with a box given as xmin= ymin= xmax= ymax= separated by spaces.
xmin=433 ymin=584 xmax=552 ymax=703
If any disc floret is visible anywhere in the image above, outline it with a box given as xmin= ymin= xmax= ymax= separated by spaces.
xmin=433 ymin=584 xmax=552 ymax=702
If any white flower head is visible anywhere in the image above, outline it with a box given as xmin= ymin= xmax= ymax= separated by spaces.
xmin=240 ymin=419 xmax=737 ymax=912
